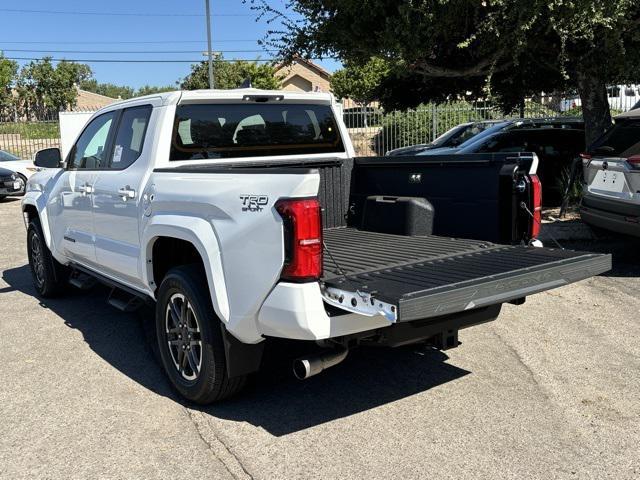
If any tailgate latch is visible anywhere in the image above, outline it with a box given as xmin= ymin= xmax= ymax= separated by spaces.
xmin=322 ymin=286 xmax=398 ymax=322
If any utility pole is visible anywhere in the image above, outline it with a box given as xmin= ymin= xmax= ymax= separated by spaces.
xmin=205 ymin=0 xmax=214 ymax=89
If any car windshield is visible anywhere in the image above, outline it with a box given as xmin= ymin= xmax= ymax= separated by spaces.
xmin=455 ymin=121 xmax=512 ymax=149
xmin=437 ymin=122 xmax=501 ymax=147
xmin=589 ymin=119 xmax=640 ymax=157
xmin=170 ymin=103 xmax=344 ymax=160
xmin=0 ymin=150 xmax=20 ymax=162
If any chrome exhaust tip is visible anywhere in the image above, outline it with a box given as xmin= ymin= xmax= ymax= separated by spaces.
xmin=293 ymin=348 xmax=348 ymax=380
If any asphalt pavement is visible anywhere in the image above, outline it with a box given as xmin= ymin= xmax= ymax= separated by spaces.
xmin=0 ymin=197 xmax=638 ymax=479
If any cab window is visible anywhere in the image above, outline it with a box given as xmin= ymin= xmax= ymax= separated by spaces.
xmin=108 ymin=105 xmax=152 ymax=169
xmin=68 ymin=112 xmax=115 ymax=169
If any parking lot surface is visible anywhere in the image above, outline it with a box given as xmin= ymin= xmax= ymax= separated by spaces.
xmin=0 ymin=197 xmax=638 ymax=479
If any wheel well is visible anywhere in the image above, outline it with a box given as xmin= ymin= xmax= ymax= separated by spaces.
xmin=23 ymin=204 xmax=38 ymax=223
xmin=151 ymin=237 xmax=204 ymax=289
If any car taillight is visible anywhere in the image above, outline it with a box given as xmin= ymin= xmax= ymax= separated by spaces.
xmin=580 ymin=152 xmax=592 ymax=167
xmin=627 ymin=155 xmax=640 ymax=167
xmin=530 ymin=174 xmax=542 ymax=239
xmin=275 ymin=198 xmax=323 ymax=282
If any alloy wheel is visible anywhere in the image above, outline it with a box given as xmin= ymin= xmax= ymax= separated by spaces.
xmin=165 ymin=293 xmax=203 ymax=381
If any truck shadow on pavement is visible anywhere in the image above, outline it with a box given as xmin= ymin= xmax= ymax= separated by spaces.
xmin=3 ymin=264 xmax=470 ymax=436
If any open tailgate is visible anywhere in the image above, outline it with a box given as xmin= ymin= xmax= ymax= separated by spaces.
xmin=321 ymin=228 xmax=611 ymax=322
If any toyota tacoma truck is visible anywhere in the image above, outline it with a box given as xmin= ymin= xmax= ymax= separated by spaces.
xmin=22 ymin=89 xmax=611 ymax=404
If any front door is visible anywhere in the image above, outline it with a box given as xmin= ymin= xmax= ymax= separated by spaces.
xmin=47 ymin=111 xmax=116 ymax=266
xmin=92 ymin=105 xmax=153 ymax=288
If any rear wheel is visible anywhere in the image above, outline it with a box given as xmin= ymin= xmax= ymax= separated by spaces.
xmin=27 ymin=218 xmax=69 ymax=297
xmin=155 ymin=265 xmax=246 ymax=404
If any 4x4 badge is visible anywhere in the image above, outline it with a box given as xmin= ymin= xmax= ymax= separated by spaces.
xmin=240 ymin=195 xmax=269 ymax=212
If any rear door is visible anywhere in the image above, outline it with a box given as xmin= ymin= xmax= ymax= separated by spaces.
xmin=92 ymin=104 xmax=154 ymax=288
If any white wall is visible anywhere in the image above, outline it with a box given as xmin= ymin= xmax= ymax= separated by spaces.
xmin=58 ymin=111 xmax=94 ymax=159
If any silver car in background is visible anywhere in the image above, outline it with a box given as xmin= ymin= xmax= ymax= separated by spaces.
xmin=581 ymin=108 xmax=640 ymax=236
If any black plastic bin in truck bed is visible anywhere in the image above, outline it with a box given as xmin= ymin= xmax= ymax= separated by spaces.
xmin=322 ymin=228 xmax=610 ymax=322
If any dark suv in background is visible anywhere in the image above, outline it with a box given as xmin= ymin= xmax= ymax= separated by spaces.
xmin=580 ymin=109 xmax=640 ymax=237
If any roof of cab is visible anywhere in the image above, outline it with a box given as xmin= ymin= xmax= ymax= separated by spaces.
xmin=96 ymin=88 xmax=336 ymax=111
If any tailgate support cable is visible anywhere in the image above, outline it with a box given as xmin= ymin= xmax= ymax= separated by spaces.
xmin=322 ymin=241 xmax=370 ymax=302
xmin=519 ymin=202 xmax=564 ymax=250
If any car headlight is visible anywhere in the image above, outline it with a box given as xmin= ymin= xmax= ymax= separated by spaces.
xmin=10 ymin=173 xmax=16 ymax=180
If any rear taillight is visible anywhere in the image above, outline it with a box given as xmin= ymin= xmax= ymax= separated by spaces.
xmin=627 ymin=155 xmax=640 ymax=167
xmin=530 ymin=174 xmax=542 ymax=239
xmin=275 ymin=198 xmax=323 ymax=282
xmin=580 ymin=152 xmax=592 ymax=167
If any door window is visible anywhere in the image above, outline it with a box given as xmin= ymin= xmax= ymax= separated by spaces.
xmin=68 ymin=112 xmax=115 ymax=169
xmin=109 ymin=105 xmax=153 ymax=169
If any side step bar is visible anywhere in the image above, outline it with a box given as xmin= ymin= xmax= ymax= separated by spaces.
xmin=69 ymin=264 xmax=152 ymax=312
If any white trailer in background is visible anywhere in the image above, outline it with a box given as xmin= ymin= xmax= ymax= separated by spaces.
xmin=58 ymin=111 xmax=94 ymax=159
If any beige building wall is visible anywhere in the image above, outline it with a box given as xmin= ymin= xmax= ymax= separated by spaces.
xmin=73 ymin=89 xmax=118 ymax=110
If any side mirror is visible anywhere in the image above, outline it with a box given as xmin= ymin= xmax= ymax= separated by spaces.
xmin=34 ymin=148 xmax=63 ymax=169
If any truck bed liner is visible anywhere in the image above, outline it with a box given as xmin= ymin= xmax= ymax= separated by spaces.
xmin=322 ymin=228 xmax=611 ymax=322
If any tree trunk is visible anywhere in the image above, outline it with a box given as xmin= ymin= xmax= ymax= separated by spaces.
xmin=577 ymin=70 xmax=612 ymax=147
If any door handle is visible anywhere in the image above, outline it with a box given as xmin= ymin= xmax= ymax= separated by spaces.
xmin=77 ymin=183 xmax=94 ymax=195
xmin=118 ymin=186 xmax=136 ymax=201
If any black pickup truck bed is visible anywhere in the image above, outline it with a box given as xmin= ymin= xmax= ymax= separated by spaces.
xmin=322 ymin=228 xmax=610 ymax=322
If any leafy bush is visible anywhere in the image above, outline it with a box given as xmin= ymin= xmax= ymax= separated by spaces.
xmin=0 ymin=121 xmax=60 ymax=139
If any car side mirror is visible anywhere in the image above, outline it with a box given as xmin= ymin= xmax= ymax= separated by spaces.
xmin=34 ymin=148 xmax=63 ymax=168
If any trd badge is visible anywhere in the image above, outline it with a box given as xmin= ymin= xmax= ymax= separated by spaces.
xmin=240 ymin=195 xmax=269 ymax=212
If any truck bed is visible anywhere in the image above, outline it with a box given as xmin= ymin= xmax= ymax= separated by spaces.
xmin=322 ymin=228 xmax=611 ymax=322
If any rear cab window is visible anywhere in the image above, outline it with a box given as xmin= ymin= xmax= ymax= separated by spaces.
xmin=589 ymin=119 xmax=640 ymax=157
xmin=170 ymin=103 xmax=344 ymax=160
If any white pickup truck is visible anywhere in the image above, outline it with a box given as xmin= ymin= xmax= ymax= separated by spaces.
xmin=23 ymin=89 xmax=611 ymax=403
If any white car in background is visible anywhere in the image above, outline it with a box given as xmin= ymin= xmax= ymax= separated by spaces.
xmin=0 ymin=150 xmax=40 ymax=195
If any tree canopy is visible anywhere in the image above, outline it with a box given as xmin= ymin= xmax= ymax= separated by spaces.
xmin=330 ymin=57 xmax=389 ymax=105
xmin=14 ymin=58 xmax=92 ymax=119
xmin=0 ymin=54 xmax=18 ymax=119
xmin=180 ymin=57 xmax=281 ymax=90
xmin=251 ymin=0 xmax=640 ymax=143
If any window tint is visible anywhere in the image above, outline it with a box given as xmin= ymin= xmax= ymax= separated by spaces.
xmin=170 ymin=103 xmax=344 ymax=160
xmin=68 ymin=112 xmax=115 ymax=169
xmin=109 ymin=105 xmax=152 ymax=169
xmin=590 ymin=120 xmax=640 ymax=157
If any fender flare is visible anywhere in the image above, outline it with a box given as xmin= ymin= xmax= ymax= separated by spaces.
xmin=21 ymin=192 xmax=53 ymax=250
xmin=142 ymin=214 xmax=230 ymax=324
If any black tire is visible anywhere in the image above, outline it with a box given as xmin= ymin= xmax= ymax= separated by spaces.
xmin=0 ymin=195 xmax=6 ymax=201
xmin=155 ymin=264 xmax=247 ymax=404
xmin=26 ymin=218 xmax=69 ymax=297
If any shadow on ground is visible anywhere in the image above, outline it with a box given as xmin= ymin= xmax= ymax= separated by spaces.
xmin=2 ymin=264 xmax=469 ymax=436
xmin=563 ymin=231 xmax=640 ymax=278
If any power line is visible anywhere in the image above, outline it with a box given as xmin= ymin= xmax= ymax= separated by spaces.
xmin=0 ymin=49 xmax=278 ymax=54
xmin=2 ymin=56 xmax=285 ymax=63
xmin=0 ymin=8 xmax=254 ymax=17
xmin=0 ymin=40 xmax=260 ymax=44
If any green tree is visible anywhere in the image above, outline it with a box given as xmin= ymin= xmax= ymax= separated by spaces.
xmin=181 ymin=57 xmax=281 ymax=90
xmin=250 ymin=0 xmax=640 ymax=144
xmin=330 ymin=57 xmax=389 ymax=105
xmin=136 ymin=84 xmax=176 ymax=96
xmin=80 ymin=79 xmax=135 ymax=100
xmin=0 ymin=54 xmax=18 ymax=120
xmin=15 ymin=58 xmax=92 ymax=119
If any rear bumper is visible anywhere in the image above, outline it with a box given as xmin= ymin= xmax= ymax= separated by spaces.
xmin=580 ymin=194 xmax=640 ymax=237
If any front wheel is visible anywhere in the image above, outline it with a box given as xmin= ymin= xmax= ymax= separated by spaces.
xmin=155 ymin=265 xmax=247 ymax=404
xmin=26 ymin=218 xmax=69 ymax=297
